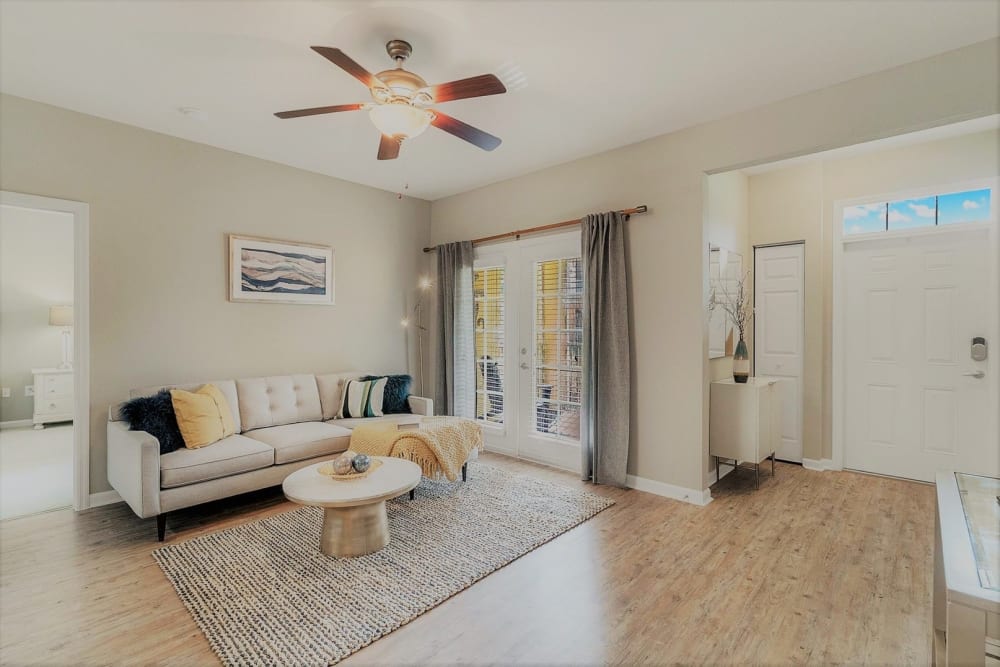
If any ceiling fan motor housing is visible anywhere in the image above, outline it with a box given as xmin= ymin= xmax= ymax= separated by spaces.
xmin=385 ymin=39 xmax=413 ymax=62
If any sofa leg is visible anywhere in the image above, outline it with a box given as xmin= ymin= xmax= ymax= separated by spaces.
xmin=462 ymin=462 xmax=467 ymax=482
xmin=156 ymin=514 xmax=166 ymax=542
xmin=409 ymin=489 xmax=415 ymax=501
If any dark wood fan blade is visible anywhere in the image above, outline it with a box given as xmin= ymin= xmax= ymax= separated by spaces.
xmin=311 ymin=46 xmax=384 ymax=89
xmin=274 ymin=103 xmax=365 ymax=119
xmin=430 ymin=112 xmax=501 ymax=151
xmin=377 ymin=134 xmax=402 ymax=160
xmin=427 ymin=74 xmax=506 ymax=103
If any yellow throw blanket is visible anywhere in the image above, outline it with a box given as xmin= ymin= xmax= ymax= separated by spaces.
xmin=348 ymin=417 xmax=484 ymax=482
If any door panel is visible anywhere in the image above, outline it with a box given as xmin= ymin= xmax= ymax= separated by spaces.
xmin=754 ymin=243 xmax=805 ymax=462
xmin=843 ymin=228 xmax=996 ymax=481
xmin=473 ymin=232 xmax=582 ymax=472
xmin=516 ymin=233 xmax=583 ymax=471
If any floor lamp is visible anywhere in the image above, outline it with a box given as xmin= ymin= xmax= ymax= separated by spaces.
xmin=49 ymin=305 xmax=73 ymax=370
xmin=401 ymin=278 xmax=431 ymax=395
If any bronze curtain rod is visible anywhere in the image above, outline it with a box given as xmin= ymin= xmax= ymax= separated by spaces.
xmin=421 ymin=205 xmax=648 ymax=253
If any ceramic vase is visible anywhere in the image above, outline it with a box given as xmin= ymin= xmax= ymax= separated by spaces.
xmin=733 ymin=336 xmax=750 ymax=383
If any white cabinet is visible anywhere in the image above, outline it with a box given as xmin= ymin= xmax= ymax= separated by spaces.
xmin=709 ymin=377 xmax=782 ymax=488
xmin=32 ymin=368 xmax=74 ymax=428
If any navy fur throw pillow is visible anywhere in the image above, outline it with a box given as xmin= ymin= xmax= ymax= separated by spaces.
xmin=119 ymin=389 xmax=185 ymax=454
xmin=362 ymin=374 xmax=412 ymax=414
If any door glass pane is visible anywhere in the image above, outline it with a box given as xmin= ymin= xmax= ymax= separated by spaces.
xmin=474 ymin=266 xmax=505 ymax=424
xmin=843 ymin=203 xmax=887 ymax=235
xmin=938 ymin=189 xmax=991 ymax=225
xmin=533 ymin=257 xmax=583 ymax=441
xmin=887 ymin=196 xmax=936 ymax=231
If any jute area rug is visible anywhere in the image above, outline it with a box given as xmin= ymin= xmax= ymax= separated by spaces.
xmin=153 ymin=461 xmax=614 ymax=666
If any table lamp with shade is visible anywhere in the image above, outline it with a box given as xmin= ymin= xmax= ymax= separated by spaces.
xmin=49 ymin=305 xmax=73 ymax=370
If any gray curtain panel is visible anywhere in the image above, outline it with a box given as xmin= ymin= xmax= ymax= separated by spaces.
xmin=434 ymin=240 xmax=476 ymax=417
xmin=581 ymin=211 xmax=631 ymax=487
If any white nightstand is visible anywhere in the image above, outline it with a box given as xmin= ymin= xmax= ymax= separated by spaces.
xmin=709 ymin=377 xmax=782 ymax=489
xmin=32 ymin=368 xmax=74 ymax=429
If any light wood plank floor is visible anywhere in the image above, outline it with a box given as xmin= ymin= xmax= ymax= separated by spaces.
xmin=0 ymin=453 xmax=934 ymax=665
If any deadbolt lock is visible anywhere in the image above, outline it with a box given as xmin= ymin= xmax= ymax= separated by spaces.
xmin=971 ymin=337 xmax=987 ymax=362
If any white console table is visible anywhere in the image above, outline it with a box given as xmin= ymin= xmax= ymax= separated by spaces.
xmin=32 ymin=368 xmax=74 ymax=429
xmin=933 ymin=472 xmax=999 ymax=666
xmin=709 ymin=377 xmax=782 ymax=489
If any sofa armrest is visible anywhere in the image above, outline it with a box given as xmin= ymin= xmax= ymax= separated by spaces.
xmin=107 ymin=420 xmax=161 ymax=519
xmin=408 ymin=395 xmax=434 ymax=416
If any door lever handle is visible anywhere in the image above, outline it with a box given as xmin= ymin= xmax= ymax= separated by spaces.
xmin=962 ymin=370 xmax=985 ymax=379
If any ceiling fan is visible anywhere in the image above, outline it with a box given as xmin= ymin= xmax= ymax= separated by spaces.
xmin=275 ymin=40 xmax=507 ymax=160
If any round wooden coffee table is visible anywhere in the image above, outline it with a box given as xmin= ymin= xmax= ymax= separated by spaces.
xmin=282 ymin=457 xmax=421 ymax=557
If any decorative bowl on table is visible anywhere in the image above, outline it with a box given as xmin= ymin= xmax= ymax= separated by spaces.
xmin=318 ymin=457 xmax=383 ymax=481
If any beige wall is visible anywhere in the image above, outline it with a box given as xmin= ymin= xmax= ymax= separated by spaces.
xmin=0 ymin=205 xmax=74 ymax=422
xmin=749 ymin=128 xmax=1000 ymax=463
xmin=429 ymin=39 xmax=999 ymax=494
xmin=747 ymin=163 xmax=825 ymax=461
xmin=705 ymin=170 xmax=750 ymax=384
xmin=0 ymin=94 xmax=431 ymax=494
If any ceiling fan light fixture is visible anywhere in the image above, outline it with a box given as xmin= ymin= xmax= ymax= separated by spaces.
xmin=369 ymin=103 xmax=433 ymax=139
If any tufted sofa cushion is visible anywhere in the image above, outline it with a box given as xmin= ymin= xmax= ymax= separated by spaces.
xmin=159 ymin=434 xmax=274 ymax=488
xmin=315 ymin=372 xmax=369 ymax=420
xmin=130 ymin=379 xmax=242 ymax=433
xmin=244 ymin=421 xmax=352 ymax=464
xmin=236 ymin=375 xmax=322 ymax=432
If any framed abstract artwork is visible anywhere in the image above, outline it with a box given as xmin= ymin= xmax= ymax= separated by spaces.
xmin=228 ymin=234 xmax=335 ymax=305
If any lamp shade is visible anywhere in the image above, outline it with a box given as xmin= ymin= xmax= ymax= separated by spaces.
xmin=49 ymin=305 xmax=73 ymax=327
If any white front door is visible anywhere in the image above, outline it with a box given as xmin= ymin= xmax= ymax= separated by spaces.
xmin=843 ymin=228 xmax=997 ymax=481
xmin=473 ymin=231 xmax=583 ymax=471
xmin=754 ymin=243 xmax=804 ymax=462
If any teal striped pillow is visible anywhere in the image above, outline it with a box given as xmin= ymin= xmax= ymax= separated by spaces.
xmin=337 ymin=377 xmax=388 ymax=419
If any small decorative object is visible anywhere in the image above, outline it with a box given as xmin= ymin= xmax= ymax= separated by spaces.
xmin=318 ymin=457 xmax=383 ymax=480
xmin=341 ymin=450 xmax=358 ymax=461
xmin=228 ymin=234 xmax=334 ymax=305
xmin=733 ymin=337 xmax=750 ymax=383
xmin=332 ymin=457 xmax=354 ymax=475
xmin=708 ymin=270 xmax=754 ymax=383
xmin=352 ymin=454 xmax=372 ymax=473
xmin=48 ymin=305 xmax=74 ymax=369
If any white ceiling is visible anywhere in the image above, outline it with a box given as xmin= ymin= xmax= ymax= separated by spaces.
xmin=1 ymin=1 xmax=997 ymax=201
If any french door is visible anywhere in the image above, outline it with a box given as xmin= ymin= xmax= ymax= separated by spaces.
xmin=473 ymin=231 xmax=583 ymax=470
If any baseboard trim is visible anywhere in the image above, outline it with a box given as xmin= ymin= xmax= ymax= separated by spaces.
xmin=802 ymin=458 xmax=836 ymax=472
xmin=0 ymin=419 xmax=33 ymax=430
xmin=88 ymin=490 xmax=122 ymax=509
xmin=626 ymin=474 xmax=713 ymax=507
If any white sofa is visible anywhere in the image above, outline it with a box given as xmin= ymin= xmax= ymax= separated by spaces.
xmin=107 ymin=372 xmax=433 ymax=540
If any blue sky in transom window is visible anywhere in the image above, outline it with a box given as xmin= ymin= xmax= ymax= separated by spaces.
xmin=843 ymin=188 xmax=993 ymax=235
xmin=842 ymin=202 xmax=886 ymax=234
xmin=938 ymin=188 xmax=991 ymax=225
xmin=888 ymin=195 xmax=936 ymax=230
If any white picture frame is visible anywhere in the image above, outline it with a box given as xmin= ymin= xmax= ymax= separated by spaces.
xmin=228 ymin=234 xmax=335 ymax=305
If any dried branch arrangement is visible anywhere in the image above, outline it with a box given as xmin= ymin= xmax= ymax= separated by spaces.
xmin=708 ymin=270 xmax=754 ymax=340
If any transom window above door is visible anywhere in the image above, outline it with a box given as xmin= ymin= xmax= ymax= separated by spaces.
xmin=842 ymin=187 xmax=992 ymax=236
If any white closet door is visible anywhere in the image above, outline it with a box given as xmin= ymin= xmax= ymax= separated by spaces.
xmin=753 ymin=243 xmax=804 ymax=462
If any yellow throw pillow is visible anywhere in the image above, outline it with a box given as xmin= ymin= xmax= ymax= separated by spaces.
xmin=199 ymin=383 xmax=236 ymax=438
xmin=170 ymin=384 xmax=235 ymax=449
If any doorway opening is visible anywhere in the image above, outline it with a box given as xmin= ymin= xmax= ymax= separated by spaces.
xmin=0 ymin=191 xmax=90 ymax=518
xmin=833 ymin=180 xmax=998 ymax=481
xmin=706 ymin=115 xmax=998 ymax=483
xmin=472 ymin=230 xmax=583 ymax=472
